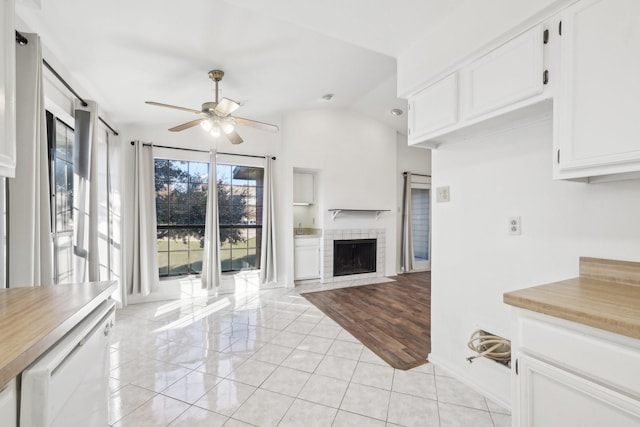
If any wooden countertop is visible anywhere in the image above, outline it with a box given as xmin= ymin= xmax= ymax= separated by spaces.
xmin=504 ymin=258 xmax=640 ymax=340
xmin=0 ymin=281 xmax=117 ymax=389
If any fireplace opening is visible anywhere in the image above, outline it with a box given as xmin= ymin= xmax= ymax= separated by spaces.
xmin=333 ymin=238 xmax=376 ymax=277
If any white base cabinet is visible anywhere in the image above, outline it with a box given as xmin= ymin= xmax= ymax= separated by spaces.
xmin=553 ymin=0 xmax=640 ymax=180
xmin=0 ymin=379 xmax=17 ymax=427
xmin=294 ymin=237 xmax=320 ymax=280
xmin=511 ymin=309 xmax=640 ymax=427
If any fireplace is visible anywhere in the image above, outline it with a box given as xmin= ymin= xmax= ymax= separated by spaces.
xmin=333 ymin=239 xmax=377 ymax=277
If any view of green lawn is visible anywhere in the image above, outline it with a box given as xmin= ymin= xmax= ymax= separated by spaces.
xmin=158 ymin=236 xmax=258 ymax=275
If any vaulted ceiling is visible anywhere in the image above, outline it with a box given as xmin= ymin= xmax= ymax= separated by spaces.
xmin=16 ymin=0 xmax=467 ymax=134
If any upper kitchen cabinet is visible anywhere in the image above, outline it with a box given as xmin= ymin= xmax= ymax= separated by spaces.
xmin=0 ymin=0 xmax=16 ymax=178
xmin=460 ymin=26 xmax=544 ymax=120
xmin=408 ymin=73 xmax=458 ymax=145
xmin=408 ymin=25 xmax=551 ymax=148
xmin=293 ymin=172 xmax=315 ymax=205
xmin=553 ymin=0 xmax=640 ymax=181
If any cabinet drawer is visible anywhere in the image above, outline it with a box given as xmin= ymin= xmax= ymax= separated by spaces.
xmin=294 ymin=237 xmax=320 ymax=248
xmin=517 ymin=312 xmax=640 ymax=395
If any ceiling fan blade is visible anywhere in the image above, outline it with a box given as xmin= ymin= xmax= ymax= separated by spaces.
xmin=226 ymin=129 xmax=244 ymax=145
xmin=214 ymin=98 xmax=240 ymax=117
xmin=233 ymin=116 xmax=279 ymax=133
xmin=146 ymin=101 xmax=202 ymax=115
xmin=169 ymin=118 xmax=205 ymax=132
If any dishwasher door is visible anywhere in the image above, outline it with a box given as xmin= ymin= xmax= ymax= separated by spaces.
xmin=20 ymin=299 xmax=116 ymax=427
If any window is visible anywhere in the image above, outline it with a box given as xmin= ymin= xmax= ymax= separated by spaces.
xmin=217 ymin=164 xmax=264 ymax=272
xmin=154 ymin=158 xmax=264 ymax=276
xmin=46 ymin=112 xmax=74 ymax=283
xmin=155 ymin=159 xmax=208 ymax=277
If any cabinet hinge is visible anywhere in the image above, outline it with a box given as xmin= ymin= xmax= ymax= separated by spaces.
xmin=559 ymin=21 xmax=562 ymax=36
xmin=515 ymin=359 xmax=519 ymax=375
xmin=543 ymin=70 xmax=549 ymax=85
xmin=543 ymin=29 xmax=549 ymax=44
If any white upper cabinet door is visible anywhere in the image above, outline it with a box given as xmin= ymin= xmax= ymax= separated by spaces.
xmin=461 ymin=26 xmax=544 ymax=120
xmin=554 ymin=0 xmax=640 ymax=179
xmin=0 ymin=0 xmax=16 ymax=178
xmin=293 ymin=172 xmax=315 ymax=205
xmin=408 ymin=73 xmax=458 ymax=144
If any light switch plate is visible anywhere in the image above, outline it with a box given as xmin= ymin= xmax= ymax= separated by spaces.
xmin=436 ymin=186 xmax=450 ymax=203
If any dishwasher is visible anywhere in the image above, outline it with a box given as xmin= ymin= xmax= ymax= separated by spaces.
xmin=20 ymin=299 xmax=116 ymax=427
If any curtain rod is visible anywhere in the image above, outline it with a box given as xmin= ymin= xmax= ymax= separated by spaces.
xmin=132 ymin=141 xmax=276 ymax=160
xmin=15 ymin=30 xmax=120 ymax=136
xmin=403 ymin=171 xmax=431 ymax=178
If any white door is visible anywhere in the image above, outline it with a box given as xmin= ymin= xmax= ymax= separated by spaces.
xmin=411 ymin=180 xmax=431 ymax=270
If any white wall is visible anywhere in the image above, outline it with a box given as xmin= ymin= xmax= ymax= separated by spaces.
xmin=280 ymin=109 xmax=401 ymax=285
xmin=429 ymin=118 xmax=640 ymax=405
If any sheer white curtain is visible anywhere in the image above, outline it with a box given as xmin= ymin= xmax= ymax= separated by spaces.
xmin=201 ymin=150 xmax=221 ymax=291
xmin=128 ymin=141 xmax=159 ymax=296
xmin=400 ymin=172 xmax=414 ymax=273
xmin=8 ymin=32 xmax=53 ymax=287
xmin=259 ymin=157 xmax=277 ymax=285
xmin=73 ymin=99 xmax=101 ymax=282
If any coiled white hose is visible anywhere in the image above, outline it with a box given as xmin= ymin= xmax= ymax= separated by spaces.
xmin=466 ymin=329 xmax=511 ymax=365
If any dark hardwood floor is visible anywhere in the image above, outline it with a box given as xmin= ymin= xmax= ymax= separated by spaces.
xmin=303 ymin=271 xmax=431 ymax=370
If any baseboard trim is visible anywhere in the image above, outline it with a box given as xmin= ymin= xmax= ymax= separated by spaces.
xmin=428 ymin=352 xmax=511 ymax=410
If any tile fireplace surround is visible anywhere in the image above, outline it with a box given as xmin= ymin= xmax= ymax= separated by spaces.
xmin=322 ymin=229 xmax=385 ymax=283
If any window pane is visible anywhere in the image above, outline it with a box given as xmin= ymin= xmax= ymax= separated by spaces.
xmin=189 ymin=250 xmax=203 ymax=273
xmin=189 ymin=162 xmax=208 ymax=183
xmin=190 ymin=205 xmax=206 ymax=225
xmin=247 ymin=228 xmax=257 ymax=248
xmin=56 ymin=125 xmax=66 ymax=161
xmin=245 ymin=252 xmax=258 ymax=269
xmin=155 ymin=159 xmax=170 ymax=180
xmin=220 ymin=249 xmax=232 ymax=271
xmin=170 ymin=202 xmax=188 ymax=225
xmin=65 ymin=127 xmax=74 ymax=164
xmin=158 ymin=252 xmax=168 ymax=276
xmin=169 ymin=230 xmax=189 ymax=251
xmin=169 ymin=251 xmax=189 ymax=275
xmin=232 ymin=249 xmax=249 ymax=270
xmin=156 ymin=203 xmax=169 ymax=225
xmin=217 ymin=164 xmax=232 ymax=185
xmin=170 ymin=161 xmax=188 ymax=182
xmin=157 ymin=229 xmax=169 ymax=251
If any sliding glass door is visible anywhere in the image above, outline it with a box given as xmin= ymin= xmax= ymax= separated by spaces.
xmin=411 ymin=182 xmax=431 ymax=270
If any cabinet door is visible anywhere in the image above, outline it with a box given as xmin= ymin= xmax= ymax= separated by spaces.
xmin=0 ymin=0 xmax=16 ymax=177
xmin=461 ymin=26 xmax=544 ymax=120
xmin=294 ymin=244 xmax=320 ymax=280
xmin=516 ymin=354 xmax=640 ymax=427
xmin=554 ymin=0 xmax=640 ymax=179
xmin=408 ymin=73 xmax=457 ymax=143
xmin=0 ymin=379 xmax=17 ymax=427
xmin=293 ymin=173 xmax=314 ymax=204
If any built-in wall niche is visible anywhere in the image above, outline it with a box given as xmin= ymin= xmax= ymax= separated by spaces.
xmin=293 ymin=169 xmax=321 ymax=233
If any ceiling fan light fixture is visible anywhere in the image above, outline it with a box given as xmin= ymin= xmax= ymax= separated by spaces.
xmin=210 ymin=125 xmax=221 ymax=138
xmin=200 ymin=119 xmax=213 ymax=131
xmin=222 ymin=119 xmax=235 ymax=135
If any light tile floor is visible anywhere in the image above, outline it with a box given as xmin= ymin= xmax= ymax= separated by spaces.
xmin=109 ymin=286 xmax=511 ymax=426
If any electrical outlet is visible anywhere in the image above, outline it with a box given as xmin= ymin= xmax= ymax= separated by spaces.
xmin=436 ymin=186 xmax=450 ymax=203
xmin=508 ymin=216 xmax=521 ymax=235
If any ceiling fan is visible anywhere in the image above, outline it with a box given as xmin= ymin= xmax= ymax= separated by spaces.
xmin=145 ymin=70 xmax=279 ymax=144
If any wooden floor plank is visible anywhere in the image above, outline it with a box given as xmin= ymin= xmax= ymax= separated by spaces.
xmin=302 ymin=271 xmax=431 ymax=370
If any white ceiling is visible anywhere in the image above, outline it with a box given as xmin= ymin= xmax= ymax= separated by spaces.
xmin=16 ymin=0 xmax=466 ymax=135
